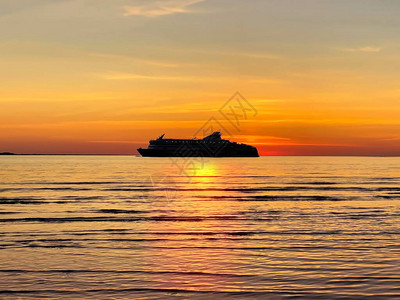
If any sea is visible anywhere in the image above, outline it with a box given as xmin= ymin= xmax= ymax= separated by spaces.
xmin=1 ymin=155 xmax=400 ymax=299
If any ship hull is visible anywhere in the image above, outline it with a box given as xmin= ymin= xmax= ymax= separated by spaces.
xmin=137 ymin=147 xmax=259 ymax=157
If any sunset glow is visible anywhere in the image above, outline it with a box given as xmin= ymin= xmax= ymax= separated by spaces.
xmin=1 ymin=0 xmax=400 ymax=155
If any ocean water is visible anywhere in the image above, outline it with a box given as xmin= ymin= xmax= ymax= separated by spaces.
xmin=1 ymin=155 xmax=400 ymax=299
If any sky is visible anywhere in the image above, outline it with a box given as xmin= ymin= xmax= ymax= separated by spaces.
xmin=1 ymin=0 xmax=400 ymax=155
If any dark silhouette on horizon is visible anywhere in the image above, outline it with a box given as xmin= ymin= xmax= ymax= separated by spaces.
xmin=137 ymin=132 xmax=259 ymax=157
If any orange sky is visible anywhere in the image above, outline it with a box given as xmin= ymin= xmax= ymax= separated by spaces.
xmin=1 ymin=0 xmax=400 ymax=155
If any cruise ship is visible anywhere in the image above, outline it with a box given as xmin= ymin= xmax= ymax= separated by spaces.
xmin=137 ymin=132 xmax=259 ymax=157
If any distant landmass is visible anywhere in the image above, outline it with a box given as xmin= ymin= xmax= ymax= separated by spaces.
xmin=0 ymin=152 xmax=15 ymax=155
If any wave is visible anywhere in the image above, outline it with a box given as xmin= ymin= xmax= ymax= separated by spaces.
xmin=373 ymin=187 xmax=400 ymax=191
xmin=0 ymin=215 xmax=241 ymax=223
xmin=193 ymin=195 xmax=351 ymax=201
xmin=193 ymin=194 xmax=399 ymax=201
xmin=104 ymin=188 xmax=153 ymax=191
xmin=3 ymin=229 xmax=347 ymax=237
xmin=0 ymin=197 xmax=46 ymax=204
xmin=63 ymin=195 xmax=107 ymax=200
xmin=108 ymin=186 xmax=394 ymax=192
xmin=96 ymin=209 xmax=146 ymax=214
xmin=23 ymin=244 xmax=83 ymax=249
xmin=35 ymin=187 xmax=92 ymax=191
xmin=0 ymin=288 xmax=278 ymax=298
xmin=3 ymin=185 xmax=398 ymax=194
xmin=0 ymin=268 xmax=258 ymax=277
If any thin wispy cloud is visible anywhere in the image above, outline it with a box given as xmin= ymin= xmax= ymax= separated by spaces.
xmin=96 ymin=72 xmax=281 ymax=84
xmin=90 ymin=53 xmax=180 ymax=68
xmin=122 ymin=0 xmax=205 ymax=17
xmin=98 ymin=72 xmax=192 ymax=81
xmin=343 ymin=46 xmax=382 ymax=53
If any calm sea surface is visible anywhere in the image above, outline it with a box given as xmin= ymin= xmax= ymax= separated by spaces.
xmin=1 ymin=156 xmax=400 ymax=299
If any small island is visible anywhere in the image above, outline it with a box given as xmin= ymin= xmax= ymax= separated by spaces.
xmin=0 ymin=152 xmax=15 ymax=155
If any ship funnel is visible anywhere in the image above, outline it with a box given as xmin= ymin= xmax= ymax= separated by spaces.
xmin=203 ymin=131 xmax=222 ymax=141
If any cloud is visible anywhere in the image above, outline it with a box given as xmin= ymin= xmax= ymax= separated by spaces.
xmin=90 ymin=53 xmax=180 ymax=68
xmin=96 ymin=72 xmax=281 ymax=84
xmin=98 ymin=72 xmax=192 ymax=81
xmin=122 ymin=0 xmax=204 ymax=17
xmin=344 ymin=46 xmax=382 ymax=53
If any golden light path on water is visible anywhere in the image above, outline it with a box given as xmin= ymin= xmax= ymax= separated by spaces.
xmin=0 ymin=156 xmax=400 ymax=298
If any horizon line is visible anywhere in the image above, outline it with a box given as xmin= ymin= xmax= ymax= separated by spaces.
xmin=2 ymin=154 xmax=400 ymax=157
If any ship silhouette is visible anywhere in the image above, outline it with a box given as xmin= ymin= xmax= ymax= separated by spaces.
xmin=138 ymin=132 xmax=259 ymax=157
